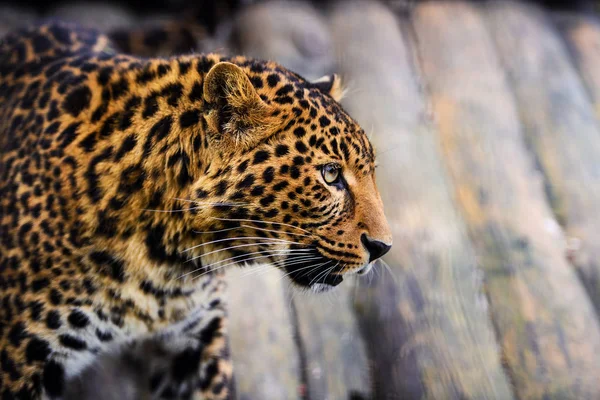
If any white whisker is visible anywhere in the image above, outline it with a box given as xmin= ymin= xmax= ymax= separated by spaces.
xmin=185 ymin=241 xmax=304 ymax=263
xmin=181 ymin=236 xmax=297 ymax=254
xmin=211 ymin=217 xmax=310 ymax=234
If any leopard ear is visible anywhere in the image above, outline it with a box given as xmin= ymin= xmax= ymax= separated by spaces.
xmin=203 ymin=62 xmax=276 ymax=149
xmin=310 ymin=74 xmax=345 ymax=102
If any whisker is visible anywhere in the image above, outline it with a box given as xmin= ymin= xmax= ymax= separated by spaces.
xmin=179 ymin=248 xmax=311 ymax=280
xmin=141 ymin=200 xmax=248 ymax=214
xmin=243 ymin=256 xmax=322 ymax=278
xmin=185 ymin=249 xmax=310 ymax=280
xmin=309 ymin=261 xmax=336 ymax=287
xmin=173 ymin=198 xmax=248 ymax=206
xmin=254 ymin=257 xmax=328 ymax=279
xmin=197 ymin=253 xmax=313 ymax=280
xmin=211 ymin=217 xmax=310 ymax=234
xmin=380 ymin=259 xmax=398 ymax=284
xmin=275 ymin=259 xmax=331 ymax=283
xmin=239 ymin=224 xmax=314 ymax=239
xmin=181 ymin=236 xmax=297 ymax=254
xmin=193 ymin=224 xmax=313 ymax=239
xmin=185 ymin=241 xmax=307 ymax=263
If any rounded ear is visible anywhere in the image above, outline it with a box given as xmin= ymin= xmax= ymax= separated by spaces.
xmin=310 ymin=74 xmax=345 ymax=102
xmin=203 ymin=62 xmax=277 ymax=148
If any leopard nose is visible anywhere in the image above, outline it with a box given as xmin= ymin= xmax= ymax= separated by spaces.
xmin=361 ymin=234 xmax=391 ymax=263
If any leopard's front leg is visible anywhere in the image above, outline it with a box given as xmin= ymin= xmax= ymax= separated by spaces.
xmin=62 ymin=297 xmax=229 ymax=400
xmin=193 ymin=308 xmax=233 ymax=400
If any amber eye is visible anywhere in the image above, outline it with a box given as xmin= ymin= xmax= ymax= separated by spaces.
xmin=322 ymin=163 xmax=341 ymax=185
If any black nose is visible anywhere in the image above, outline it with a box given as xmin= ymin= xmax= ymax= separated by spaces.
xmin=361 ymin=234 xmax=391 ymax=263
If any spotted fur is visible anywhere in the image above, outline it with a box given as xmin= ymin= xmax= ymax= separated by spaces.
xmin=0 ymin=21 xmax=391 ymax=399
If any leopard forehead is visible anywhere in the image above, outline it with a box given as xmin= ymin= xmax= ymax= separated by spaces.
xmin=239 ymin=59 xmax=376 ymax=175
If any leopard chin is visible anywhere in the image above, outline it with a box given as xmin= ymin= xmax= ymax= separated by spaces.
xmin=281 ymin=251 xmax=345 ymax=289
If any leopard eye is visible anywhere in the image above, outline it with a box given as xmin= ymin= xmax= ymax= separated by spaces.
xmin=322 ymin=163 xmax=341 ymax=185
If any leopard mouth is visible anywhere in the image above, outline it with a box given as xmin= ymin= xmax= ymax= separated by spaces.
xmin=281 ymin=250 xmax=344 ymax=289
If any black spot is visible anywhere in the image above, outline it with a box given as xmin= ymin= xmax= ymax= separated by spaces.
xmin=144 ymin=116 xmax=173 ymax=156
xmin=196 ymin=189 xmax=209 ymax=199
xmin=267 ymin=74 xmax=280 ymax=87
xmin=236 ymin=174 xmax=255 ymax=189
xmin=263 ymin=167 xmax=275 ymax=183
xmin=276 ymin=84 xmax=293 ymax=96
xmin=143 ymin=94 xmax=159 ymax=118
xmin=49 ymin=289 xmax=63 ymax=305
xmin=25 ymin=337 xmax=51 ymax=362
xmin=160 ymin=83 xmax=183 ymax=107
xmin=63 ymin=86 xmax=91 ymax=117
xmin=179 ymin=109 xmax=200 ymax=128
xmin=293 ymin=127 xmax=306 ymax=138
xmin=253 ymin=150 xmax=270 ymax=165
xmin=114 ymin=134 xmax=137 ymax=161
xmin=273 ymin=181 xmax=288 ymax=191
xmin=214 ymin=180 xmax=228 ymax=196
xmin=319 ymin=116 xmax=331 ymax=127
xmin=189 ymin=82 xmax=203 ymax=102
xmin=58 ymin=334 xmax=87 ymax=350
xmin=43 ymin=360 xmax=65 ymax=397
xmin=111 ymin=78 xmax=129 ymax=100
xmin=295 ymin=141 xmax=308 ymax=154
xmin=179 ymin=61 xmax=191 ymax=75
xmin=8 ymin=322 xmax=28 ymax=347
xmin=156 ymin=64 xmax=170 ymax=77
xmin=290 ymin=166 xmax=300 ymax=179
xmin=31 ymin=278 xmax=49 ymax=292
xmin=260 ymin=194 xmax=275 ymax=207
xmin=30 ymin=301 xmax=44 ymax=321
xmin=275 ymin=144 xmax=289 ymax=157
xmin=250 ymin=186 xmax=265 ymax=196
xmin=250 ymin=76 xmax=263 ymax=88
xmin=197 ymin=58 xmax=215 ymax=74
xmin=46 ymin=310 xmax=62 ymax=330
xmin=67 ymin=309 xmax=90 ymax=329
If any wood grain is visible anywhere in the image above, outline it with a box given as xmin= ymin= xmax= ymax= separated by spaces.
xmin=226 ymin=268 xmax=301 ymax=400
xmin=413 ymin=2 xmax=600 ymax=398
xmin=330 ymin=2 xmax=513 ymax=399
xmin=549 ymin=10 xmax=600 ymax=312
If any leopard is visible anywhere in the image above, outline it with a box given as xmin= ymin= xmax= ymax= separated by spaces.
xmin=0 ymin=20 xmax=392 ymax=400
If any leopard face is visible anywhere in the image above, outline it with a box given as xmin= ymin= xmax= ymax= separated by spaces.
xmin=180 ymin=60 xmax=393 ymax=291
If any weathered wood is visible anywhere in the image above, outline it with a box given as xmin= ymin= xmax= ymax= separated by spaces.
xmin=548 ymin=11 xmax=600 ymax=311
xmin=230 ymin=0 xmax=335 ymax=80
xmin=330 ymin=2 xmax=513 ymax=399
xmin=413 ymin=2 xmax=600 ymax=398
xmin=226 ymin=268 xmax=301 ymax=400
xmin=289 ymin=288 xmax=371 ymax=400
xmin=556 ymin=13 xmax=600 ymax=115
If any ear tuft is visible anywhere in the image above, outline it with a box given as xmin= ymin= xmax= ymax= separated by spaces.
xmin=203 ymin=62 xmax=277 ymax=149
xmin=310 ymin=74 xmax=345 ymax=102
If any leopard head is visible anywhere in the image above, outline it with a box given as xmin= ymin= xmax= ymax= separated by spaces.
xmin=180 ymin=59 xmax=391 ymax=292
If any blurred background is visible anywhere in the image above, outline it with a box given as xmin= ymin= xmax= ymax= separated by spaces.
xmin=3 ymin=0 xmax=600 ymax=399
